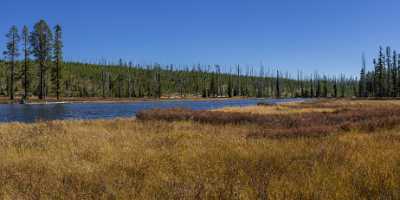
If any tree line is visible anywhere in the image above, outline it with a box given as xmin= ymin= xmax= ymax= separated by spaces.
xmin=1 ymin=20 xmax=359 ymax=101
xmin=359 ymin=46 xmax=400 ymax=97
xmin=2 ymin=20 xmax=63 ymax=101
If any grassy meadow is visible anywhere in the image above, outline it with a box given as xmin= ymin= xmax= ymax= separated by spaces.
xmin=1 ymin=100 xmax=400 ymax=199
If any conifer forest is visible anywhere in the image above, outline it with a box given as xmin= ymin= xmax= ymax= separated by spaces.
xmin=1 ymin=20 xmax=364 ymax=101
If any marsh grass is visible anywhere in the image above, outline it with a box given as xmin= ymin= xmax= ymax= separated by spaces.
xmin=137 ymin=100 xmax=400 ymax=138
xmin=1 ymin=100 xmax=400 ymax=199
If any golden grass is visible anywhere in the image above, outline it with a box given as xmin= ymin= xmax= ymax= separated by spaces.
xmin=1 ymin=100 xmax=400 ymax=199
xmin=216 ymin=99 xmax=400 ymax=115
xmin=215 ymin=104 xmax=336 ymax=114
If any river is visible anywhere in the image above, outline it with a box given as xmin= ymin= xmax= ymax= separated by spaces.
xmin=0 ymin=98 xmax=305 ymax=123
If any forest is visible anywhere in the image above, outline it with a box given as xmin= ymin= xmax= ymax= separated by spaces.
xmin=2 ymin=20 xmax=362 ymax=101
xmin=359 ymin=46 xmax=400 ymax=97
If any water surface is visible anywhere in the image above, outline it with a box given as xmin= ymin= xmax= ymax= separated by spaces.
xmin=0 ymin=98 xmax=304 ymax=123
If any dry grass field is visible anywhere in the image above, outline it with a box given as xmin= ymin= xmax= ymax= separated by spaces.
xmin=1 ymin=99 xmax=400 ymax=199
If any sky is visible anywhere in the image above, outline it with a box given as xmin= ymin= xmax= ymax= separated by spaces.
xmin=1 ymin=0 xmax=400 ymax=76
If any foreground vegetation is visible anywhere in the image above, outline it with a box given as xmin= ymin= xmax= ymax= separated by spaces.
xmin=0 ymin=100 xmax=399 ymax=199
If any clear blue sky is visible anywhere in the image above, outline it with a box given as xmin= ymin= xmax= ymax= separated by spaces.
xmin=1 ymin=0 xmax=400 ymax=76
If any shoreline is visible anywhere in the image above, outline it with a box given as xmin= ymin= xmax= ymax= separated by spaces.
xmin=0 ymin=98 xmax=308 ymax=124
xmin=2 ymin=96 xmax=394 ymax=105
xmin=0 ymin=96 xmax=288 ymax=105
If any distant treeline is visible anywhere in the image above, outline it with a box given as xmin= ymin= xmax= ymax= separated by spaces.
xmin=1 ymin=20 xmax=359 ymax=100
xmin=359 ymin=46 xmax=400 ymax=97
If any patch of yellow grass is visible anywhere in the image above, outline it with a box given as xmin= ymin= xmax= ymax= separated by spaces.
xmin=215 ymin=104 xmax=336 ymax=114
xmin=215 ymin=99 xmax=400 ymax=115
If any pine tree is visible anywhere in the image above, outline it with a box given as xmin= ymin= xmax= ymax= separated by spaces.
xmin=52 ymin=25 xmax=63 ymax=100
xmin=333 ymin=78 xmax=338 ymax=98
xmin=3 ymin=25 xmax=20 ymax=100
xmin=30 ymin=20 xmax=53 ymax=100
xmin=227 ymin=75 xmax=233 ymax=98
xmin=377 ymin=47 xmax=385 ymax=97
xmin=340 ymin=74 xmax=346 ymax=97
xmin=386 ymin=47 xmax=392 ymax=96
xmin=322 ymin=76 xmax=328 ymax=97
xmin=392 ymin=51 xmax=398 ymax=97
xmin=209 ymin=74 xmax=216 ymax=97
xmin=310 ymin=78 xmax=314 ymax=97
xmin=101 ymin=70 xmax=107 ymax=98
xmin=21 ymin=26 xmax=30 ymax=101
xmin=316 ymin=79 xmax=321 ymax=97
xmin=234 ymin=65 xmax=240 ymax=96
xmin=359 ymin=54 xmax=367 ymax=97
xmin=275 ymin=70 xmax=280 ymax=98
xmin=155 ymin=67 xmax=161 ymax=98
xmin=397 ymin=54 xmax=400 ymax=97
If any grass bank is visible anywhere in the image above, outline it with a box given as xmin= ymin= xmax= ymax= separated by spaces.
xmin=1 ymin=100 xmax=400 ymax=199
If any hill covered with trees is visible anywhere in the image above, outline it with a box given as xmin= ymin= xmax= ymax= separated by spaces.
xmin=1 ymin=20 xmax=359 ymax=102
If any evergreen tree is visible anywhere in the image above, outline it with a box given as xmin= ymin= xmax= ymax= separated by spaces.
xmin=275 ymin=70 xmax=280 ymax=98
xmin=333 ymin=78 xmax=338 ymax=98
xmin=310 ymin=78 xmax=314 ymax=97
xmin=21 ymin=26 xmax=30 ymax=100
xmin=316 ymin=80 xmax=321 ymax=97
xmin=377 ymin=47 xmax=385 ymax=97
xmin=227 ymin=75 xmax=233 ymax=97
xmin=359 ymin=54 xmax=367 ymax=97
xmin=52 ymin=25 xmax=63 ymax=100
xmin=3 ymin=25 xmax=20 ymax=100
xmin=234 ymin=65 xmax=240 ymax=96
xmin=397 ymin=54 xmax=400 ymax=96
xmin=30 ymin=20 xmax=53 ymax=100
xmin=155 ymin=67 xmax=161 ymax=98
xmin=392 ymin=51 xmax=398 ymax=97
xmin=386 ymin=47 xmax=392 ymax=96
xmin=340 ymin=74 xmax=346 ymax=97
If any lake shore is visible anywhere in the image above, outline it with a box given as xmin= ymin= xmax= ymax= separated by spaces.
xmin=3 ymin=96 xmax=398 ymax=105
xmin=1 ymin=99 xmax=400 ymax=199
xmin=0 ymin=96 xmax=269 ymax=105
xmin=0 ymin=97 xmax=307 ymax=123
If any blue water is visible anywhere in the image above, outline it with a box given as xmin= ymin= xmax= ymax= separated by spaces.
xmin=0 ymin=98 xmax=305 ymax=123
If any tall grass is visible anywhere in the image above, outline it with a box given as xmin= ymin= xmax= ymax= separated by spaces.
xmin=137 ymin=100 xmax=400 ymax=138
xmin=0 ymin=100 xmax=400 ymax=199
